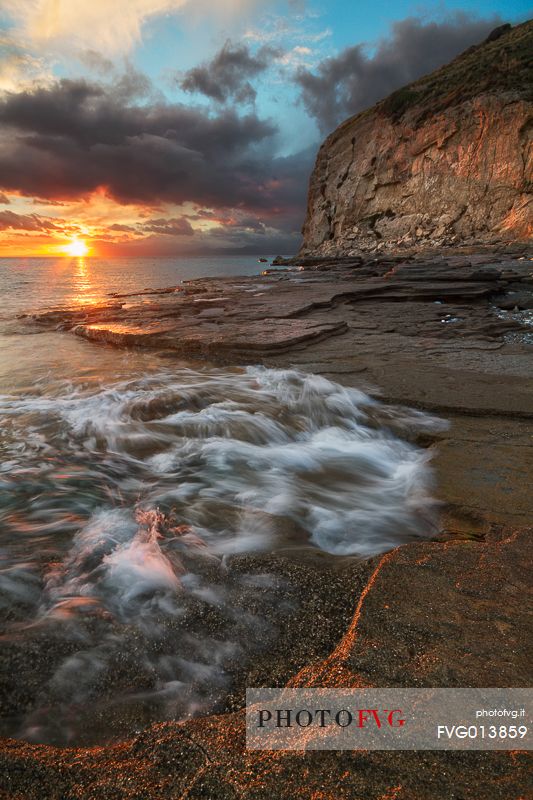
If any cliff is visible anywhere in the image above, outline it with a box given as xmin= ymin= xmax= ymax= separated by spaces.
xmin=300 ymin=20 xmax=533 ymax=256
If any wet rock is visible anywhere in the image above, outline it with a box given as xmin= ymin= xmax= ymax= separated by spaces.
xmin=28 ymin=248 xmax=533 ymax=414
xmin=72 ymin=318 xmax=348 ymax=356
xmin=494 ymin=291 xmax=533 ymax=310
xmin=13 ymin=247 xmax=533 ymax=798
xmin=1 ymin=525 xmax=530 ymax=799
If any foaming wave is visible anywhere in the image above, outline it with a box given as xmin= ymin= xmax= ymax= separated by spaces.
xmin=0 ymin=366 xmax=446 ymax=744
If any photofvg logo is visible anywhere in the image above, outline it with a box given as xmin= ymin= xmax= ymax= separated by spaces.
xmin=246 ymin=688 xmax=532 ymax=750
xmin=257 ymin=707 xmax=405 ymax=730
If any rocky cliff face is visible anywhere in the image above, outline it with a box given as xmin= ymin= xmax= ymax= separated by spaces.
xmin=301 ymin=21 xmax=533 ymax=256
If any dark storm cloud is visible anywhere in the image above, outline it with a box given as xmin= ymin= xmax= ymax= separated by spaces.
xmin=141 ymin=216 xmax=195 ymax=236
xmin=0 ymin=77 xmax=287 ymax=210
xmin=200 ymin=225 xmax=298 ymax=255
xmin=180 ymin=41 xmax=281 ymax=104
xmin=295 ymin=14 xmax=503 ymax=133
xmin=0 ymin=73 xmax=315 ymax=253
xmin=94 ymin=225 xmax=301 ymax=257
xmin=225 ymin=215 xmax=267 ymax=232
xmin=0 ymin=210 xmax=58 ymax=231
xmin=0 ymin=78 xmax=270 ymax=152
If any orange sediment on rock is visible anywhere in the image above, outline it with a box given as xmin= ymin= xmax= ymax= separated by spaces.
xmin=287 ymin=549 xmax=397 ymax=688
xmin=378 ymin=785 xmax=404 ymax=800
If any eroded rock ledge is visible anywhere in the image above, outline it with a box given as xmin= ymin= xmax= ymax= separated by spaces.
xmin=25 ymin=245 xmax=533 ymax=416
xmin=5 ymin=246 xmax=532 ymax=799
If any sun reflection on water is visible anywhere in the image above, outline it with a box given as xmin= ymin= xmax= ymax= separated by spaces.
xmin=67 ymin=257 xmax=106 ymax=307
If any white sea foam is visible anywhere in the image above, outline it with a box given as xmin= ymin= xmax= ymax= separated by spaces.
xmin=0 ymin=366 xmax=446 ymax=743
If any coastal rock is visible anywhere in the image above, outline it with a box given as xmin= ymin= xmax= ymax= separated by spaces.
xmin=1 ymin=524 xmax=530 ymax=799
xmin=74 ymin=318 xmax=348 ymax=354
xmin=301 ymin=21 xmax=533 ymax=256
xmin=27 ymin=248 xmax=533 ymax=416
xmin=494 ymin=290 xmax=533 ymax=310
xmin=8 ymin=248 xmax=533 ymax=797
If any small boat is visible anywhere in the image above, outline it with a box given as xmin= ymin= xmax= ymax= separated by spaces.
xmin=258 ymin=258 xmax=268 ymax=263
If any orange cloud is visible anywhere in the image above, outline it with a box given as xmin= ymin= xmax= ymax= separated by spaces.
xmin=4 ymin=0 xmax=266 ymax=56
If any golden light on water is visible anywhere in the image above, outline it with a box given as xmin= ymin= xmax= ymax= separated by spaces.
xmin=64 ymin=238 xmax=89 ymax=257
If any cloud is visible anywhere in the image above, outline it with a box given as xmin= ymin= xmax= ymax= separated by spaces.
xmin=0 ymin=193 xmax=10 ymax=204
xmin=0 ymin=73 xmax=314 ymax=254
xmin=141 ymin=216 xmax=194 ymax=236
xmin=295 ymin=13 xmax=503 ymax=133
xmin=79 ymin=50 xmax=116 ymax=76
xmin=198 ymin=222 xmax=299 ymax=254
xmin=96 ymin=224 xmax=301 ymax=256
xmin=242 ymin=9 xmax=331 ymax=50
xmin=0 ymin=209 xmax=58 ymax=230
xmin=0 ymin=33 xmax=53 ymax=93
xmin=2 ymin=0 xmax=268 ymax=57
xmin=3 ymin=0 xmax=182 ymax=56
xmin=108 ymin=223 xmax=136 ymax=232
xmin=180 ymin=41 xmax=281 ymax=104
xmin=0 ymin=77 xmax=276 ymax=206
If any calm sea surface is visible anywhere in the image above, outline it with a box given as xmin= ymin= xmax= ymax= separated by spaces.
xmin=0 ymin=255 xmax=284 ymax=390
xmin=1 ymin=255 xmax=281 ymax=317
xmin=0 ymin=256 xmax=442 ymax=745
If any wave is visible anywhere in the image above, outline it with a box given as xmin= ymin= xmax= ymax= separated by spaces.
xmin=0 ymin=366 xmax=446 ymax=743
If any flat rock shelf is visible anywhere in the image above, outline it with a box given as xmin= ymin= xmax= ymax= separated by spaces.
xmin=3 ymin=243 xmax=532 ymax=800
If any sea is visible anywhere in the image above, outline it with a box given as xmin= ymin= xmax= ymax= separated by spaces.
xmin=0 ymin=256 xmax=444 ymax=745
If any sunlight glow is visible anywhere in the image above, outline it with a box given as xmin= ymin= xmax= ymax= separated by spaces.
xmin=64 ymin=239 xmax=89 ymax=257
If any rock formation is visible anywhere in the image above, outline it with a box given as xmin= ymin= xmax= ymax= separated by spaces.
xmin=300 ymin=20 xmax=533 ymax=256
xmin=7 ymin=242 xmax=533 ymax=800
xmin=26 ymin=245 xmax=533 ymax=415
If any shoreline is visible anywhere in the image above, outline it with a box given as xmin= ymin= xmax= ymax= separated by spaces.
xmin=2 ymin=245 xmax=532 ymax=798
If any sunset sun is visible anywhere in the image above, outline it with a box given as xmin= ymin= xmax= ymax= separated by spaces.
xmin=64 ymin=239 xmax=89 ymax=257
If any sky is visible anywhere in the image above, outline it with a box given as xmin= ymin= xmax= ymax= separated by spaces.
xmin=0 ymin=0 xmax=530 ymax=257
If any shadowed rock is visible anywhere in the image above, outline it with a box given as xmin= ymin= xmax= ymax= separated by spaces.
xmin=300 ymin=20 xmax=533 ymax=256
